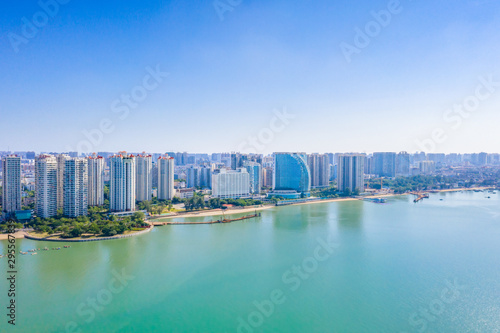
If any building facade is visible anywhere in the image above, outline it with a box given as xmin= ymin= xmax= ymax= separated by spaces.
xmin=158 ymin=154 xmax=175 ymax=200
xmin=109 ymin=153 xmax=136 ymax=212
xmin=2 ymin=155 xmax=22 ymax=213
xmin=307 ymin=153 xmax=330 ymax=188
xmin=396 ymin=152 xmax=410 ymax=176
xmin=136 ymin=153 xmax=153 ymax=202
xmin=244 ymin=161 xmax=262 ymax=194
xmin=272 ymin=152 xmax=311 ymax=197
xmin=87 ymin=155 xmax=105 ymax=206
xmin=211 ymin=168 xmax=250 ymax=199
xmin=63 ymin=158 xmax=88 ymax=217
xmin=373 ymin=152 xmax=396 ymax=178
xmin=337 ymin=153 xmax=365 ymax=194
xmin=35 ymin=154 xmax=58 ymax=218
xmin=57 ymin=154 xmax=70 ymax=210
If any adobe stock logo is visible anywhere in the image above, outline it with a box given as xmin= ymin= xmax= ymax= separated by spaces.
xmin=340 ymin=0 xmax=405 ymax=63
xmin=60 ymin=268 xmax=135 ymax=333
xmin=65 ymin=64 xmax=168 ymax=154
xmin=213 ymin=0 xmax=242 ymax=21
xmin=400 ymin=279 xmax=466 ymax=333
xmin=414 ymin=75 xmax=499 ymax=153
xmin=7 ymin=0 xmax=71 ymax=53
xmin=236 ymin=236 xmax=339 ymax=332
xmin=237 ymin=108 xmax=295 ymax=154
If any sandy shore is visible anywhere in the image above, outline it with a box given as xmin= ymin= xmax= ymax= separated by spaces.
xmin=151 ymin=186 xmax=494 ymax=222
xmin=151 ymin=205 xmax=275 ymax=221
xmin=0 ymin=231 xmax=27 ymax=241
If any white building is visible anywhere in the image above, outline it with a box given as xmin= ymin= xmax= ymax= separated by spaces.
xmin=337 ymin=154 xmax=365 ymax=194
xmin=136 ymin=153 xmax=152 ymax=202
xmin=57 ymin=154 xmax=70 ymax=210
xmin=157 ymin=154 xmax=175 ymax=200
xmin=63 ymin=158 xmax=88 ymax=217
xmin=109 ymin=152 xmax=136 ymax=212
xmin=212 ymin=168 xmax=250 ymax=199
xmin=176 ymin=188 xmax=194 ymax=199
xmin=87 ymin=155 xmax=105 ymax=206
xmin=35 ymin=154 xmax=58 ymax=218
xmin=2 ymin=155 xmax=22 ymax=213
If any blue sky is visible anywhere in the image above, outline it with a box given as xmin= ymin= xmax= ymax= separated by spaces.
xmin=1 ymin=0 xmax=500 ymax=154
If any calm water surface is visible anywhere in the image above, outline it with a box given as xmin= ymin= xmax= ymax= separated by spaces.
xmin=1 ymin=191 xmax=499 ymax=332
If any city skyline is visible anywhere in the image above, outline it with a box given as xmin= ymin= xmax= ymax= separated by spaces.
xmin=2 ymin=1 xmax=500 ymax=154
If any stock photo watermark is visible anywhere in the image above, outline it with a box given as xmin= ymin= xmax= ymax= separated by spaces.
xmin=415 ymin=75 xmax=499 ymax=153
xmin=213 ymin=0 xmax=242 ymax=21
xmin=236 ymin=235 xmax=339 ymax=332
xmin=66 ymin=64 xmax=168 ymax=154
xmin=340 ymin=0 xmax=406 ymax=63
xmin=7 ymin=0 xmax=71 ymax=53
xmin=401 ymin=279 xmax=466 ymax=333
xmin=237 ymin=108 xmax=295 ymax=154
xmin=60 ymin=268 xmax=135 ymax=333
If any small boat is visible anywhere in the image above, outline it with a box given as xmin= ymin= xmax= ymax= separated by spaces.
xmin=31 ymin=252 xmax=37 ymax=255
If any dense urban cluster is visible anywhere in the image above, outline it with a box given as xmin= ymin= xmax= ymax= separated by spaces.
xmin=1 ymin=150 xmax=499 ymax=235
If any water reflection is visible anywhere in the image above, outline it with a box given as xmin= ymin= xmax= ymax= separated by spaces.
xmin=271 ymin=203 xmax=332 ymax=231
xmin=337 ymin=200 xmax=364 ymax=229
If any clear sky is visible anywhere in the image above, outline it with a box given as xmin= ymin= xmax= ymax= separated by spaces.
xmin=1 ymin=0 xmax=500 ymax=154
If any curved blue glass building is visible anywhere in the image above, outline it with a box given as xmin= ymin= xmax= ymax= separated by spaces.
xmin=273 ymin=152 xmax=311 ymax=197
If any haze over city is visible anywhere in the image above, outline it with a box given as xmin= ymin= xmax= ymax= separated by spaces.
xmin=2 ymin=0 xmax=500 ymax=154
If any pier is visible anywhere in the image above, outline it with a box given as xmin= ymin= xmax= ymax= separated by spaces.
xmin=151 ymin=213 xmax=261 ymax=226
xmin=413 ymin=193 xmax=429 ymax=203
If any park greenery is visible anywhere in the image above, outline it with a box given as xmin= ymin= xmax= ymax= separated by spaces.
xmin=26 ymin=210 xmax=147 ymax=238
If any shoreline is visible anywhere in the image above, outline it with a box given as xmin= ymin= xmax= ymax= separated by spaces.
xmin=0 ymin=227 xmax=153 ymax=242
xmin=1 ymin=186 xmax=493 ymax=238
xmin=23 ymin=226 xmax=153 ymax=242
xmin=151 ymin=186 xmax=493 ymax=222
xmin=0 ymin=230 xmax=27 ymax=241
xmin=150 ymin=205 xmax=275 ymax=221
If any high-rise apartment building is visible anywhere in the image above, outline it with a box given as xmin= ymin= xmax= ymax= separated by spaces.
xmin=187 ymin=166 xmax=200 ymax=188
xmin=373 ymin=152 xmax=396 ymax=177
xmin=87 ymin=155 xmax=105 ymax=206
xmin=262 ymin=167 xmax=273 ymax=188
xmin=337 ymin=153 xmax=365 ymax=193
xmin=419 ymin=160 xmax=436 ymax=174
xmin=109 ymin=152 xmax=136 ymax=212
xmin=2 ymin=155 xmax=22 ymax=213
xmin=35 ymin=154 xmax=58 ymax=218
xmin=56 ymin=154 xmax=70 ymax=210
xmin=63 ymin=158 xmax=88 ymax=217
xmin=136 ymin=153 xmax=152 ymax=202
xmin=158 ymin=154 xmax=175 ymax=200
xmin=396 ymin=152 xmax=410 ymax=176
xmin=307 ymin=153 xmax=330 ymax=188
xmin=244 ymin=161 xmax=262 ymax=194
xmin=212 ymin=168 xmax=250 ymax=199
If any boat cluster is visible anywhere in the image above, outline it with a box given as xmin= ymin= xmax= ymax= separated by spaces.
xmin=17 ymin=246 xmax=71 ymax=256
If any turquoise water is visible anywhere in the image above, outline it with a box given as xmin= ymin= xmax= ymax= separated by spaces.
xmin=1 ymin=191 xmax=499 ymax=332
